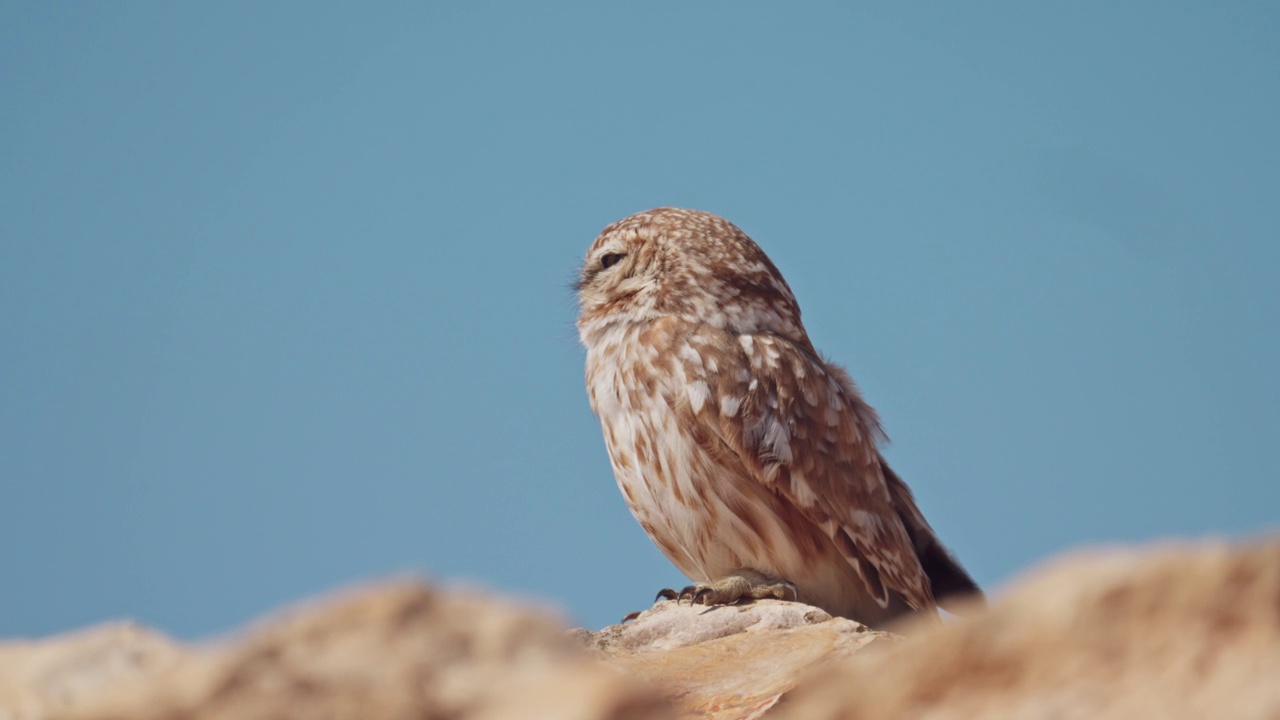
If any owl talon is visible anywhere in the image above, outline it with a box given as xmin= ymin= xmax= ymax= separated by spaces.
xmin=655 ymin=588 xmax=679 ymax=603
xmin=658 ymin=572 xmax=799 ymax=609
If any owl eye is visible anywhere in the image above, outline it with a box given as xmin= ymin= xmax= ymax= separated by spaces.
xmin=600 ymin=253 xmax=626 ymax=270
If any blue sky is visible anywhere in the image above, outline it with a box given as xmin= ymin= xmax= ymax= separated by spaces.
xmin=2 ymin=2 xmax=1276 ymax=638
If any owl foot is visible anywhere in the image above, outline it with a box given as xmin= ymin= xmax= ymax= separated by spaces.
xmin=655 ymin=570 xmax=798 ymax=608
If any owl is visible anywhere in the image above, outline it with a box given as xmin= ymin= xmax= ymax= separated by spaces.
xmin=576 ymin=208 xmax=981 ymax=627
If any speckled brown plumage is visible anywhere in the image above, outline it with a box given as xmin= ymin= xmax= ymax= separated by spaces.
xmin=577 ymin=207 xmax=981 ymax=626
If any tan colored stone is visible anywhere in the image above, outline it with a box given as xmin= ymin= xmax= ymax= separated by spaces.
xmin=580 ymin=599 xmax=895 ymax=720
xmin=0 ymin=581 xmax=669 ymax=720
xmin=773 ymin=539 xmax=1280 ymax=720
xmin=5 ymin=540 xmax=1278 ymax=720
xmin=0 ymin=622 xmax=189 ymax=720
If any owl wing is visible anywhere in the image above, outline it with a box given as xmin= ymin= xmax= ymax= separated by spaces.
xmin=698 ymin=331 xmax=936 ymax=613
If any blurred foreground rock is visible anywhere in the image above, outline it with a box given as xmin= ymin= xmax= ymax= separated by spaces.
xmin=773 ymin=539 xmax=1280 ymax=720
xmin=0 ymin=583 xmax=669 ymax=720
xmin=1 ymin=538 xmax=1277 ymax=720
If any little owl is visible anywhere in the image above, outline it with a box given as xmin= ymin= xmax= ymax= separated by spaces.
xmin=576 ymin=208 xmax=981 ymax=626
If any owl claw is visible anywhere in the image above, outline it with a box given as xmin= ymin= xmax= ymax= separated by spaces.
xmin=656 ymin=572 xmax=799 ymax=609
xmin=655 ymin=588 xmax=679 ymax=602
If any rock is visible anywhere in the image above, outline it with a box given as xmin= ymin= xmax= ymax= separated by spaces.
xmin=0 ymin=622 xmax=188 ymax=719
xmin=578 ymin=599 xmax=896 ymax=720
xmin=3 ymin=539 xmax=1278 ymax=720
xmin=0 ymin=581 xmax=670 ymax=720
xmin=772 ymin=539 xmax=1280 ymax=720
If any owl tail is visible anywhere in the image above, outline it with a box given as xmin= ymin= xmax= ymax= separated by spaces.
xmin=881 ymin=461 xmax=986 ymax=615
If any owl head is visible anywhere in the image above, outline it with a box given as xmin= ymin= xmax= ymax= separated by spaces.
xmin=576 ymin=208 xmax=808 ymax=345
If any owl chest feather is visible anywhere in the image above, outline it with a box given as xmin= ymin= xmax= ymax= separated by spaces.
xmin=582 ymin=321 xmax=814 ymax=582
xmin=585 ymin=334 xmax=710 ymax=572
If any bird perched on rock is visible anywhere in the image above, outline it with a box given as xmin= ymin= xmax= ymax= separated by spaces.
xmin=576 ymin=208 xmax=982 ymax=627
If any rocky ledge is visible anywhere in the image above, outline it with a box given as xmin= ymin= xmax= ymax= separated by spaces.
xmin=2 ymin=538 xmax=1277 ymax=720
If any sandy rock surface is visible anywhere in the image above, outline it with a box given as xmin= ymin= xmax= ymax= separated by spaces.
xmin=578 ymin=598 xmax=894 ymax=719
xmin=0 ymin=622 xmax=188 ymax=719
xmin=2 ymin=538 xmax=1278 ymax=720
xmin=773 ymin=539 xmax=1280 ymax=720
xmin=1 ymin=582 xmax=669 ymax=720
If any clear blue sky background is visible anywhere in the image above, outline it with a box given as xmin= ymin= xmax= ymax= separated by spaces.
xmin=2 ymin=2 xmax=1277 ymax=639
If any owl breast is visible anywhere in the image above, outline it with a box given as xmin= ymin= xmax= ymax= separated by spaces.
xmin=583 ymin=319 xmax=877 ymax=618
